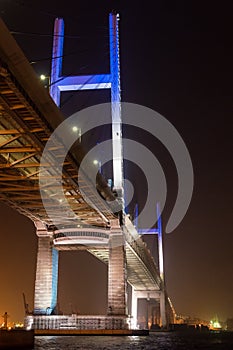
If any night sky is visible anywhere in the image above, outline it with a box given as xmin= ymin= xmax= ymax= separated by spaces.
xmin=0 ymin=0 xmax=232 ymax=323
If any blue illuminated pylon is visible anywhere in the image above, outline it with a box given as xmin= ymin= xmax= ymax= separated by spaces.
xmin=50 ymin=12 xmax=124 ymax=210
xmin=135 ymin=202 xmax=164 ymax=281
xmin=156 ymin=202 xmax=164 ymax=281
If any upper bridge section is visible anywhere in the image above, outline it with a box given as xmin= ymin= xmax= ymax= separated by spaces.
xmin=0 ymin=17 xmax=116 ymax=228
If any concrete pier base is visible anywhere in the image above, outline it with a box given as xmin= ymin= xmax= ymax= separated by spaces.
xmin=25 ymin=315 xmax=130 ymax=331
xmin=34 ymin=328 xmax=149 ymax=336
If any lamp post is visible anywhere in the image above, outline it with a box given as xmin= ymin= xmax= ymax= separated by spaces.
xmin=93 ymin=159 xmax=102 ymax=173
xmin=71 ymin=126 xmax=82 ymax=144
xmin=40 ymin=74 xmax=50 ymax=91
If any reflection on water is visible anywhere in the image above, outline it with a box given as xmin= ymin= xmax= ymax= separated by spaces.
xmin=34 ymin=332 xmax=233 ymax=350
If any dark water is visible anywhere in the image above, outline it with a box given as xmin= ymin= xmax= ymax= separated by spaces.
xmin=34 ymin=332 xmax=233 ymax=350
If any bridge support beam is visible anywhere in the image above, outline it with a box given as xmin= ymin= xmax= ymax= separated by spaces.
xmin=33 ymin=222 xmax=58 ymax=315
xmin=108 ymin=220 xmax=127 ymax=316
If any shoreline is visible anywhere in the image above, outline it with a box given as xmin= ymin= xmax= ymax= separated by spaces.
xmin=35 ymin=329 xmax=149 ymax=336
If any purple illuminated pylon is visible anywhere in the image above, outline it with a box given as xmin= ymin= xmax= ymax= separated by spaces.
xmin=50 ymin=13 xmax=124 ymax=210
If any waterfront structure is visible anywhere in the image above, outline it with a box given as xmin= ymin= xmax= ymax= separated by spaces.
xmin=0 ymin=13 xmax=175 ymax=330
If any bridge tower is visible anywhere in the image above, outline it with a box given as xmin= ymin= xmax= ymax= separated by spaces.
xmin=133 ymin=203 xmax=167 ymax=328
xmin=33 ymin=11 xmax=127 ymax=322
xmin=32 ymin=11 xmax=170 ymax=330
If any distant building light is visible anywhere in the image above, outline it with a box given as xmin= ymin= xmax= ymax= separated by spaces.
xmin=210 ymin=318 xmax=222 ymax=330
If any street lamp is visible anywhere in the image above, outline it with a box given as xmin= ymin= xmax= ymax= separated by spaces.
xmin=72 ymin=126 xmax=82 ymax=142
xmin=40 ymin=74 xmax=50 ymax=90
xmin=93 ymin=159 xmax=102 ymax=173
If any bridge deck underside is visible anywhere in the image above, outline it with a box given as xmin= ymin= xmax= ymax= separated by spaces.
xmin=0 ymin=22 xmax=116 ymax=228
xmin=90 ymin=245 xmax=160 ymax=290
xmin=53 ymin=241 xmax=160 ymax=291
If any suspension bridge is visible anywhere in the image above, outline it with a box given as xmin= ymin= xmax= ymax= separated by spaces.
xmin=0 ymin=12 xmax=175 ymax=331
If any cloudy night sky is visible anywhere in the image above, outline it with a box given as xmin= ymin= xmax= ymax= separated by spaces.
xmin=0 ymin=0 xmax=232 ymax=323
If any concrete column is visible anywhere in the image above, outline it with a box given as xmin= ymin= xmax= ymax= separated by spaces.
xmin=33 ymin=221 xmax=59 ymax=315
xmin=151 ymin=302 xmax=160 ymax=326
xmin=160 ymin=290 xmax=167 ymax=328
xmin=107 ymin=219 xmax=127 ymax=316
xmin=131 ymin=289 xmax=138 ymax=329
